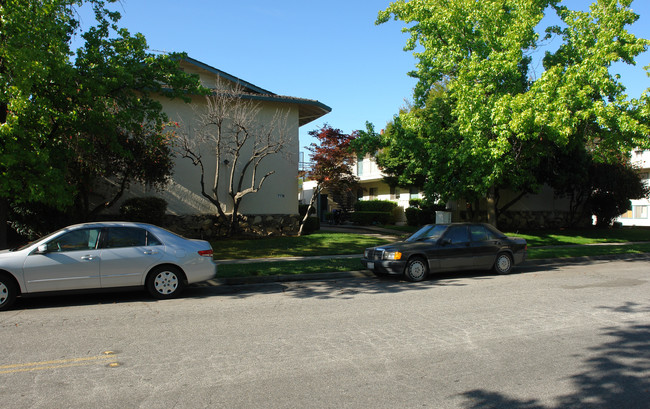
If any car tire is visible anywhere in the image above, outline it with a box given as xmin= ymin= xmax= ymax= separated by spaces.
xmin=0 ymin=274 xmax=18 ymax=311
xmin=404 ymin=257 xmax=428 ymax=282
xmin=146 ymin=266 xmax=186 ymax=299
xmin=493 ymin=253 xmax=513 ymax=275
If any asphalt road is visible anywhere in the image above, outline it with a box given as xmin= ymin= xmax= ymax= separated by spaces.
xmin=1 ymin=258 xmax=649 ymax=408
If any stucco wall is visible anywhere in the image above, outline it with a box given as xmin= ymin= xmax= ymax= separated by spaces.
xmin=123 ymin=76 xmax=300 ymax=216
xmin=160 ymin=95 xmax=299 ymax=215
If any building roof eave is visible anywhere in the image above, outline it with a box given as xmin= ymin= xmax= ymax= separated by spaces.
xmin=183 ymin=56 xmax=331 ymax=126
xmin=238 ymin=93 xmax=331 ymax=127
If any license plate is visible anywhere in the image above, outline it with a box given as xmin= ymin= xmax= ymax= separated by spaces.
xmin=367 ymin=262 xmax=375 ymax=269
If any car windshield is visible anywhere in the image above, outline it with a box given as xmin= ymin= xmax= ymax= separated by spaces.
xmin=406 ymin=224 xmax=448 ymax=242
xmin=13 ymin=228 xmax=65 ymax=251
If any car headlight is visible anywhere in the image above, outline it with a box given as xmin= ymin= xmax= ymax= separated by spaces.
xmin=384 ymin=251 xmax=403 ymax=261
xmin=364 ymin=249 xmax=370 ymax=258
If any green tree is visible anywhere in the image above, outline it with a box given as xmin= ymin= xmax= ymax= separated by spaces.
xmin=588 ymin=159 xmax=649 ymax=227
xmin=374 ymin=0 xmax=650 ymax=227
xmin=0 ymin=0 xmax=203 ymax=245
xmin=0 ymin=0 xmax=81 ymax=245
xmin=65 ymin=8 xmax=203 ymax=219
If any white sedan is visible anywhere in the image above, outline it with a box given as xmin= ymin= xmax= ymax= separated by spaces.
xmin=0 ymin=222 xmax=217 ymax=310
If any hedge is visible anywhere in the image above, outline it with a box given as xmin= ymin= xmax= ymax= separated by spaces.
xmin=354 ymin=200 xmax=397 ymax=213
xmin=350 ymin=211 xmax=393 ymax=226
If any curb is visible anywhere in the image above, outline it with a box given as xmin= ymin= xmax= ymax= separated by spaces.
xmin=203 ymin=252 xmax=650 ymax=287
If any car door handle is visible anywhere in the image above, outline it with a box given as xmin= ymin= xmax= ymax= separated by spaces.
xmin=143 ymin=250 xmax=158 ymax=255
xmin=81 ymin=255 xmax=97 ymax=261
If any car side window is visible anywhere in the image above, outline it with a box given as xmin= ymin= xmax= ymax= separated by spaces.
xmin=47 ymin=228 xmax=101 ymax=252
xmin=444 ymin=226 xmax=469 ymax=244
xmin=104 ymin=227 xmax=162 ymax=248
xmin=147 ymin=231 xmax=162 ymax=246
xmin=470 ymin=225 xmax=498 ymax=242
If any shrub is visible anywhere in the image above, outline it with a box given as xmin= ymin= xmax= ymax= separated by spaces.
xmin=301 ymin=216 xmax=320 ymax=235
xmin=405 ymin=207 xmax=426 ymax=226
xmin=350 ymin=211 xmax=393 ymax=225
xmin=119 ymin=197 xmax=168 ymax=224
xmin=354 ymin=200 xmax=397 ymax=213
xmin=299 ymin=203 xmax=316 ymax=218
xmin=405 ymin=199 xmax=446 ymax=226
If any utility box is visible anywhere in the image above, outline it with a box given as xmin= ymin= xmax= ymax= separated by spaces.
xmin=435 ymin=211 xmax=452 ymax=224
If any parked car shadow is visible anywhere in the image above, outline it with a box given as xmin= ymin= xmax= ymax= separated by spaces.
xmin=12 ymin=288 xmax=155 ymax=310
xmin=184 ymin=265 xmax=566 ymax=301
xmin=5 ymin=262 xmax=596 ymax=310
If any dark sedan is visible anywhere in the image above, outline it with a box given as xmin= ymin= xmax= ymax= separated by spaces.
xmin=362 ymin=223 xmax=527 ymax=282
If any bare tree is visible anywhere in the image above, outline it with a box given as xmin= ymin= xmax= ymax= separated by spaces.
xmin=298 ymin=182 xmax=321 ymax=236
xmin=177 ymin=79 xmax=292 ymax=235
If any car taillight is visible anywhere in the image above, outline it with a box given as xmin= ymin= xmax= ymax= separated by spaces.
xmin=198 ymin=249 xmax=213 ymax=257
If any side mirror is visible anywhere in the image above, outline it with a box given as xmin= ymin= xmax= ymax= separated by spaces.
xmin=439 ymin=238 xmax=452 ymax=246
xmin=36 ymin=244 xmax=49 ymax=254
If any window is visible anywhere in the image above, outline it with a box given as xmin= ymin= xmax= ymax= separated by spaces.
xmin=620 ymin=210 xmax=633 ymax=219
xmin=470 ymin=225 xmax=498 ymax=242
xmin=444 ymin=226 xmax=469 ymax=244
xmin=369 ymin=187 xmax=378 ymax=200
xmin=407 ymin=224 xmax=447 ymax=242
xmin=634 ymin=205 xmax=648 ymax=219
xmin=47 ymin=228 xmax=101 ymax=252
xmin=357 ymin=156 xmax=364 ymax=176
xmin=104 ymin=227 xmax=161 ymax=248
xmin=620 ymin=206 xmax=648 ymax=219
xmin=409 ymin=187 xmax=419 ymax=199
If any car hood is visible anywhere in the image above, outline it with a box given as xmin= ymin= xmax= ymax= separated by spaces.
xmin=372 ymin=240 xmax=432 ymax=251
xmin=0 ymin=248 xmax=21 ymax=258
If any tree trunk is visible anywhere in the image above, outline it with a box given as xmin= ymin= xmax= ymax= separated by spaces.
xmin=229 ymin=198 xmax=241 ymax=236
xmin=298 ymin=184 xmax=321 ymax=236
xmin=486 ymin=187 xmax=497 ymax=227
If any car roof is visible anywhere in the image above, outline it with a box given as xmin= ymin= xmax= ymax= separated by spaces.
xmin=64 ymin=221 xmax=156 ymax=229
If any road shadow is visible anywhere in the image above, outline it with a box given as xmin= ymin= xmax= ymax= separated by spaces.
xmin=185 ymin=266 xmax=557 ymax=301
xmin=458 ymin=302 xmax=650 ymax=409
xmin=10 ymin=288 xmax=155 ymax=311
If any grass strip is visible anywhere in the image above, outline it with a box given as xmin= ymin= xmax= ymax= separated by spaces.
xmin=527 ymin=242 xmax=650 ymax=259
xmin=217 ymin=258 xmax=363 ymax=278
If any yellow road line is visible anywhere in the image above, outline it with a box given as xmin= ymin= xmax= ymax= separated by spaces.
xmin=0 ymin=353 xmax=116 ymax=374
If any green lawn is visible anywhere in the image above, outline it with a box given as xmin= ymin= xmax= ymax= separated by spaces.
xmin=213 ymin=227 xmax=650 ymax=279
xmin=506 ymin=228 xmax=650 ymax=247
xmin=218 ymin=258 xmax=362 ymax=278
xmin=211 ymin=232 xmax=394 ymax=260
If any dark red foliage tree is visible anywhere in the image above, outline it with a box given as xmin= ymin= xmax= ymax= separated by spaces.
xmin=299 ymin=125 xmax=360 ymax=235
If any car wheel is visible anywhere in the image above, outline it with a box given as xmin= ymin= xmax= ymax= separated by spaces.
xmin=493 ymin=253 xmax=513 ymax=275
xmin=404 ymin=257 xmax=428 ymax=282
xmin=146 ymin=266 xmax=185 ymax=299
xmin=0 ymin=274 xmax=17 ymax=311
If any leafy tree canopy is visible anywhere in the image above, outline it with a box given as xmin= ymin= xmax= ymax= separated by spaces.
xmin=366 ymin=0 xmax=649 ymax=225
xmin=0 ymin=0 xmax=204 ymax=241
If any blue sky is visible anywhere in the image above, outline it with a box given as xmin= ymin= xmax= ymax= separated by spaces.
xmin=78 ymin=0 xmax=649 ymax=152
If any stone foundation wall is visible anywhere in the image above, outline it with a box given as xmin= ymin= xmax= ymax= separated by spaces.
xmin=162 ymin=214 xmax=301 ymax=239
